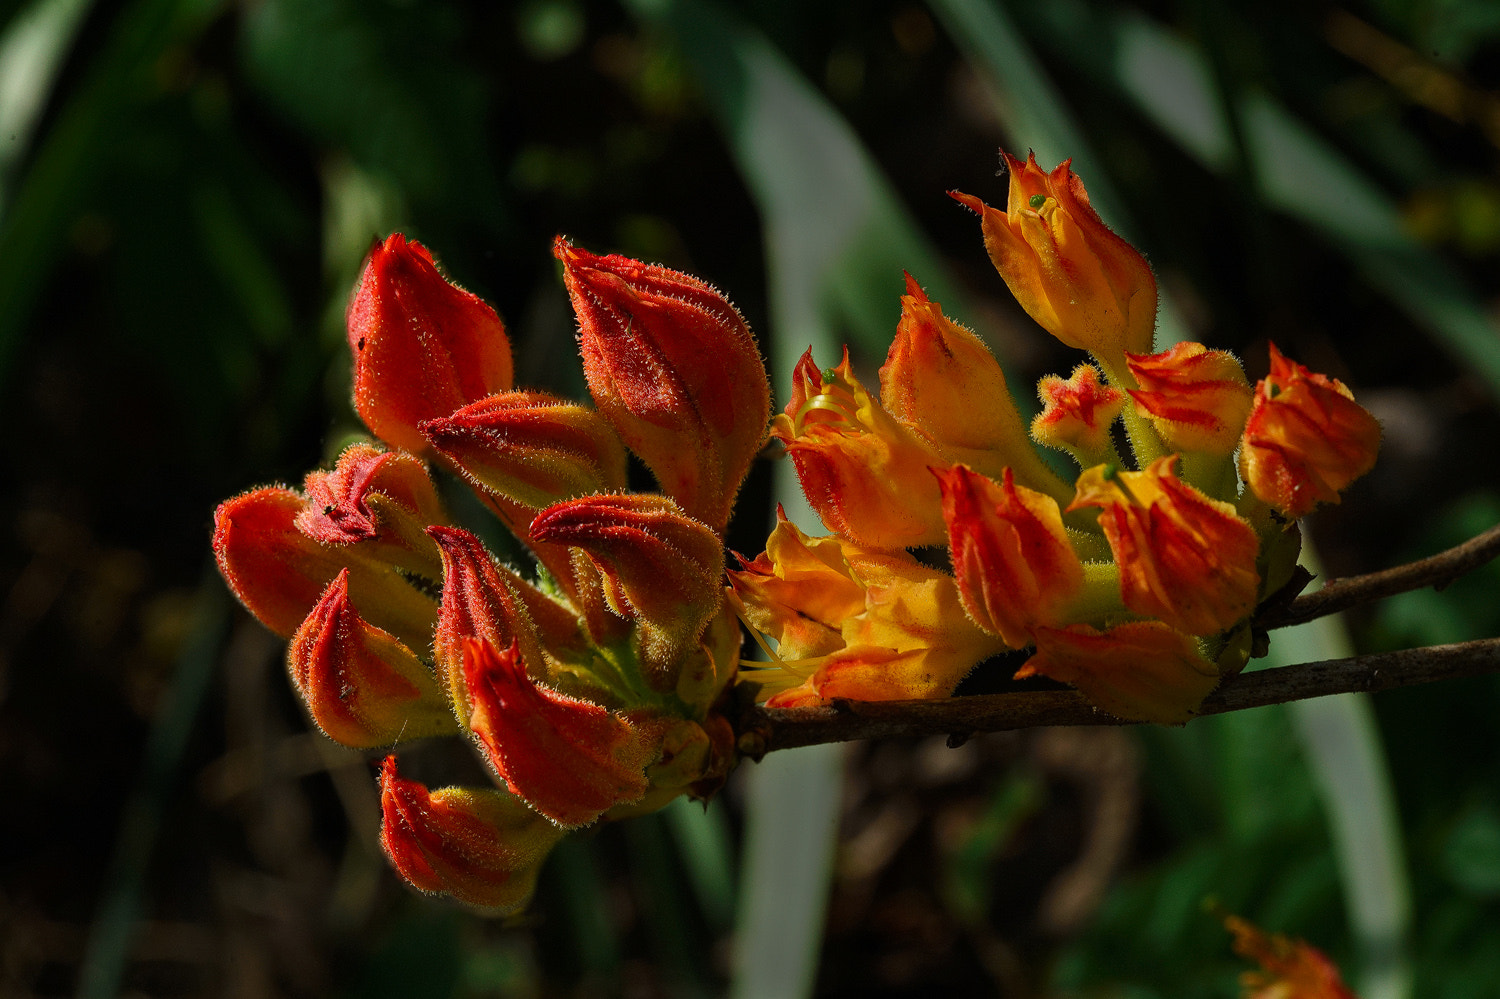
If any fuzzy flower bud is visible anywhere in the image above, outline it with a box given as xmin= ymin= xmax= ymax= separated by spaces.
xmin=347 ymin=234 xmax=514 ymax=453
xmin=378 ymin=755 xmax=565 ymax=912
xmin=553 ymin=238 xmax=770 ymax=534
xmin=1032 ymin=364 xmax=1128 ymax=465
xmin=1125 ymin=342 xmax=1253 ymax=455
xmin=1020 ymin=621 xmax=1220 ymax=724
xmin=1240 ymin=343 xmax=1381 ymax=519
xmin=1070 ymin=456 xmax=1260 ymax=636
xmin=951 ymin=152 xmax=1157 ymax=367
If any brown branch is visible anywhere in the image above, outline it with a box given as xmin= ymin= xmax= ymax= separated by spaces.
xmin=734 ymin=638 xmax=1500 ymax=755
xmin=1260 ymin=522 xmax=1500 ymax=630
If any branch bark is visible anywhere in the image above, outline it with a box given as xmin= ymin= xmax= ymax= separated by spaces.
xmin=1259 ymin=522 xmax=1500 ymax=630
xmin=735 ymin=638 xmax=1500 ymax=755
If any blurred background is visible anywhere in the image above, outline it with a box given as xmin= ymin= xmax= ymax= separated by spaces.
xmin=3 ymin=0 xmax=1500 ymax=995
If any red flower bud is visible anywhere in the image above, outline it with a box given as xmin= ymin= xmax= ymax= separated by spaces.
xmin=462 ymin=638 xmax=662 ymax=828
xmin=530 ymin=494 xmax=723 ymax=684
xmin=1070 ymin=456 xmax=1260 ymax=636
xmin=287 ymin=570 xmax=454 ymax=748
xmin=1125 ymin=342 xmax=1252 ymax=455
xmin=1224 ymin=913 xmax=1358 ymax=999
xmin=428 ymin=526 xmax=561 ymax=723
xmin=1240 ymin=343 xmax=1382 ymax=519
xmin=296 ymin=444 xmax=448 ymax=579
xmin=347 ymin=234 xmax=514 ymax=453
xmin=378 ymin=755 xmax=564 ymax=912
xmin=421 ymin=390 xmax=628 ymax=510
xmin=213 ymin=487 xmax=436 ymax=649
xmin=553 ymin=238 xmax=770 ymax=533
xmin=936 ymin=465 xmax=1084 ymax=647
xmin=1020 ymin=621 xmax=1220 ymax=723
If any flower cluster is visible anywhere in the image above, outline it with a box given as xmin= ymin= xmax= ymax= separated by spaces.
xmin=732 ymin=152 xmax=1381 ymax=723
xmin=213 ymin=234 xmax=768 ymax=911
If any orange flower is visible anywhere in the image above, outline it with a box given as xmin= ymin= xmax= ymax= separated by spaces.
xmin=880 ymin=276 xmax=1063 ymax=496
xmin=1240 ymin=343 xmax=1381 ymax=519
xmin=951 ymin=152 xmax=1157 ymax=367
xmin=462 ymin=639 xmax=661 ymax=828
xmin=1032 ymin=363 xmax=1128 ymax=464
xmin=347 ymin=234 xmax=514 ymax=453
xmin=773 ymin=347 xmax=950 ymax=548
xmin=1225 ymin=914 xmax=1359 ymax=999
xmin=378 ymin=756 xmax=564 ymax=913
xmin=1071 ymin=456 xmax=1260 ymax=636
xmin=1021 ymin=621 xmax=1220 ymax=724
xmin=1125 ymin=342 xmax=1253 ymax=455
xmin=554 ymin=239 xmax=770 ymax=534
xmin=421 ymin=390 xmax=628 ymax=511
xmin=729 ymin=515 xmax=1005 ymax=705
xmin=287 ymin=570 xmax=454 ymax=748
xmin=936 ymin=465 xmax=1084 ymax=647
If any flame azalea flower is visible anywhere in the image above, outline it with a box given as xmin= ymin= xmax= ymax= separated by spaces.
xmin=1021 ymin=621 xmax=1220 ymax=724
xmin=554 ymin=238 xmax=770 ymax=535
xmin=936 ymin=465 xmax=1084 ymax=648
xmin=288 ymin=570 xmax=455 ymax=748
xmin=1125 ymin=342 xmax=1253 ymax=456
xmin=1240 ymin=343 xmax=1382 ymax=520
xmin=774 ymin=347 xmax=951 ymax=548
xmin=951 ymin=152 xmax=1157 ymax=370
xmin=1225 ymin=914 xmax=1359 ymax=999
xmin=1032 ymin=363 xmax=1128 ymax=466
xmin=347 ymin=234 xmax=514 ymax=453
xmin=379 ymin=756 xmax=565 ymax=912
xmin=729 ymin=513 xmax=1005 ymax=705
xmin=880 ymin=276 xmax=1069 ymax=500
xmin=215 ymin=234 xmax=765 ymax=913
xmin=1071 ymin=456 xmax=1260 ymax=636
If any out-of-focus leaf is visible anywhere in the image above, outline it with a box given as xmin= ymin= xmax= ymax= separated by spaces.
xmin=0 ymin=0 xmax=94 ymax=210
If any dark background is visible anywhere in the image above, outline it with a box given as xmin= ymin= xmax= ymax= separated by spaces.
xmin=3 ymin=0 xmax=1500 ymax=995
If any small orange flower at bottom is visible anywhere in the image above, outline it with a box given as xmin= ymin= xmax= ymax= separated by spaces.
xmin=378 ymin=756 xmax=565 ymax=913
xmin=1020 ymin=621 xmax=1220 ymax=724
xmin=1225 ymin=913 xmax=1360 ymax=999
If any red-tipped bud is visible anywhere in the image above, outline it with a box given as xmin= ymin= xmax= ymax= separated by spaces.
xmin=937 ymin=466 xmax=1084 ymax=647
xmin=296 ymin=444 xmax=448 ymax=578
xmin=347 ymin=234 xmax=514 ymax=453
xmin=421 ymin=390 xmax=628 ymax=510
xmin=428 ymin=526 xmax=557 ymax=723
xmin=553 ymin=238 xmax=770 ymax=533
xmin=378 ymin=755 xmax=564 ymax=912
xmin=880 ymin=277 xmax=1060 ymax=492
xmin=1240 ymin=343 xmax=1382 ymax=519
xmin=1020 ymin=621 xmax=1220 ymax=723
xmin=1125 ymin=342 xmax=1253 ymax=455
xmin=530 ymin=494 xmax=723 ymax=683
xmin=772 ymin=348 xmax=950 ymax=548
xmin=213 ymin=487 xmax=436 ymax=648
xmin=287 ymin=571 xmax=454 ymax=747
xmin=952 ymin=153 xmax=1157 ymax=367
xmin=462 ymin=639 xmax=662 ymax=828
xmin=1070 ymin=456 xmax=1260 ymax=636
xmin=1032 ymin=363 xmax=1128 ymax=463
